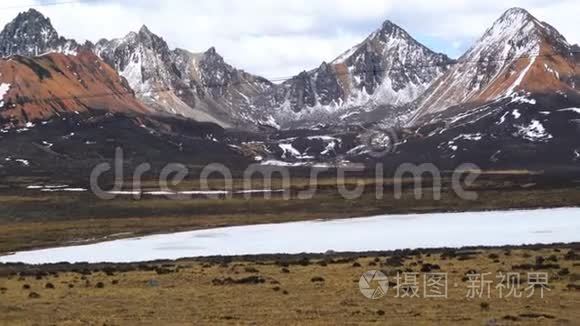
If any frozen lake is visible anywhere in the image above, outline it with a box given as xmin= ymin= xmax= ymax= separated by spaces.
xmin=1 ymin=207 xmax=579 ymax=264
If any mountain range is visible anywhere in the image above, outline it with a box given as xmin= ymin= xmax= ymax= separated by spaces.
xmin=248 ymin=20 xmax=453 ymax=129
xmin=94 ymin=26 xmax=273 ymax=128
xmin=0 ymin=7 xmax=578 ymax=173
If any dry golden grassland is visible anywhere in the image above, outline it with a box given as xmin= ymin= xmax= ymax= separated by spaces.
xmin=0 ymin=246 xmax=579 ymax=325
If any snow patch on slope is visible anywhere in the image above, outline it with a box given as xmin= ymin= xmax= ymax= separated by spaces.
xmin=510 ymin=93 xmax=536 ymax=105
xmin=517 ymin=120 xmax=552 ymax=141
xmin=558 ymin=108 xmax=580 ymax=114
xmin=0 ymin=83 xmax=10 ymax=107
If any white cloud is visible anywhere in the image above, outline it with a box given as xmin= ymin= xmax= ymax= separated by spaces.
xmin=0 ymin=0 xmax=577 ymax=78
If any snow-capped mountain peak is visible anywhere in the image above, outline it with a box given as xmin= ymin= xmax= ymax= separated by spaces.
xmin=5 ymin=8 xmax=57 ymax=40
xmin=469 ymin=7 xmax=547 ymax=61
xmin=247 ymin=19 xmax=452 ymax=129
xmin=376 ymin=19 xmax=409 ymax=40
xmin=496 ymin=7 xmax=533 ymax=21
xmin=201 ymin=46 xmax=227 ymax=69
xmin=96 ymin=27 xmax=272 ymax=127
xmin=138 ymin=24 xmax=153 ymax=35
xmin=333 ymin=19 xmax=421 ymax=65
xmin=410 ymin=7 xmax=577 ymax=125
xmin=205 ymin=46 xmax=218 ymax=55
xmin=0 ymin=9 xmax=78 ymax=57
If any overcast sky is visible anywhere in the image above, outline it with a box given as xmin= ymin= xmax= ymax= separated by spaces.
xmin=0 ymin=0 xmax=578 ymax=78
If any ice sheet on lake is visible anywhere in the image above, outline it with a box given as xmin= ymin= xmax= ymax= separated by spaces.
xmin=1 ymin=207 xmax=579 ymax=264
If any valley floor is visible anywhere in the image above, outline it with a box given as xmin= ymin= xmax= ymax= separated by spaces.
xmin=1 ymin=172 xmax=580 ymax=254
xmin=0 ymin=244 xmax=579 ymax=325
xmin=0 ymin=172 xmax=579 ymax=324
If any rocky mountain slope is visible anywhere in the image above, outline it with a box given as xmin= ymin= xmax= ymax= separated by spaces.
xmin=410 ymin=8 xmax=579 ymax=125
xmin=95 ymin=26 xmax=272 ymax=128
xmin=387 ymin=91 xmax=580 ymax=170
xmin=0 ymin=9 xmax=273 ymax=128
xmin=0 ymin=9 xmax=150 ymax=127
xmin=248 ymin=20 xmax=452 ymax=129
xmin=370 ymin=8 xmax=580 ymax=171
xmin=0 ymin=50 xmax=149 ymax=126
xmin=0 ymin=111 xmax=247 ymax=175
xmin=0 ymin=7 xmax=578 ymax=173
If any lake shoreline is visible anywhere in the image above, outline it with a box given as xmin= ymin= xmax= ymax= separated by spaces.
xmin=2 ymin=207 xmax=579 ymax=265
xmin=1 ymin=241 xmax=579 ymax=274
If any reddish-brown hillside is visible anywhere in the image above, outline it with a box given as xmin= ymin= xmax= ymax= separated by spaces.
xmin=0 ymin=50 xmax=149 ymax=126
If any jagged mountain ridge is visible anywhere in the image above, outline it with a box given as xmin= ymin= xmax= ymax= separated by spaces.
xmin=0 ymin=9 xmax=81 ymax=57
xmin=0 ymin=7 xmax=578 ymax=171
xmin=410 ymin=8 xmax=579 ymax=125
xmin=95 ymin=26 xmax=273 ymax=128
xmin=247 ymin=20 xmax=453 ymax=129
xmin=0 ymin=9 xmax=456 ymax=130
xmin=0 ymin=8 xmax=577 ymax=135
xmin=0 ymin=9 xmax=273 ymax=128
xmin=383 ymin=8 xmax=580 ymax=172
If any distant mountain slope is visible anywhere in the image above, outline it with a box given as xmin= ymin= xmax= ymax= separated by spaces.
xmin=389 ymin=91 xmax=580 ymax=170
xmin=0 ymin=50 xmax=149 ymax=126
xmin=95 ymin=26 xmax=272 ymax=127
xmin=248 ymin=20 xmax=452 ymax=129
xmin=410 ymin=8 xmax=579 ymax=125
xmin=0 ymin=111 xmax=249 ymax=175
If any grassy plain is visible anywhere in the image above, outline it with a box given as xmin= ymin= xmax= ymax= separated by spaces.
xmin=0 ymin=245 xmax=579 ymax=325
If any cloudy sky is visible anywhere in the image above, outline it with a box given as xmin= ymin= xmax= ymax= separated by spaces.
xmin=0 ymin=0 xmax=578 ymax=78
